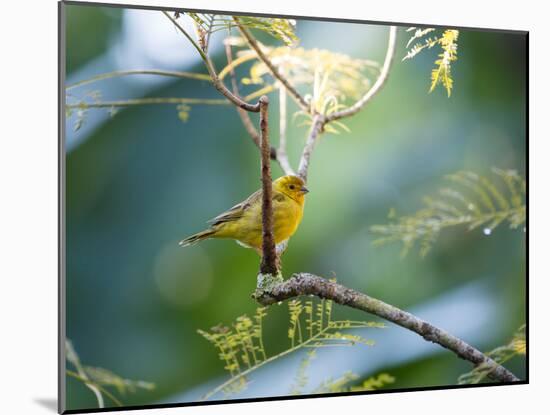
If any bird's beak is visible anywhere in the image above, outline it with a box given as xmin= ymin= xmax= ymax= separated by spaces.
xmin=301 ymin=186 xmax=310 ymax=194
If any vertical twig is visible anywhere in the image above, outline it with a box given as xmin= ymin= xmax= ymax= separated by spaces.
xmin=297 ymin=26 xmax=397 ymax=180
xmin=277 ymin=74 xmax=296 ymax=175
xmin=225 ymin=42 xmax=280 ymax=162
xmin=224 ymin=42 xmax=261 ymax=145
xmin=259 ymin=96 xmax=279 ymax=275
xmin=297 ymin=114 xmax=326 ymax=181
xmin=327 ymin=25 xmax=397 ymax=122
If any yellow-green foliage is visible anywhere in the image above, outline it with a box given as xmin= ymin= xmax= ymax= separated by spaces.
xmin=231 ymin=46 xmax=379 ymax=132
xmin=198 ymin=297 xmax=386 ymax=400
xmin=185 ymin=12 xmax=298 ymax=46
xmin=67 ymin=13 xmax=379 ymax=134
xmin=403 ymin=27 xmax=459 ymax=97
xmin=239 ymin=47 xmax=379 ymax=101
xmin=458 ymin=325 xmax=526 ymax=384
xmin=66 ymin=90 xmax=102 ymax=132
xmin=352 ymin=373 xmax=396 ymax=391
xmin=289 ymin=349 xmax=317 ymax=395
xmin=66 ymin=339 xmax=155 ymax=408
xmin=371 ymin=168 xmax=526 ymax=257
xmin=312 ymin=372 xmax=395 ymax=394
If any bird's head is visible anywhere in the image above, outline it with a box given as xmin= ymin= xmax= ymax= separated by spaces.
xmin=274 ymin=175 xmax=309 ymax=204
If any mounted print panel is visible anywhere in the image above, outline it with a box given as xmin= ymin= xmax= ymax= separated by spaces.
xmin=59 ymin=1 xmax=527 ymax=413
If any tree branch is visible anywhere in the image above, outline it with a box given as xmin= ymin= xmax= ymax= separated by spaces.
xmin=66 ymin=97 xmax=229 ymax=109
xmin=294 ymin=26 xmax=397 ymax=180
xmin=327 ymin=25 xmax=397 ymax=122
xmin=163 ymin=11 xmax=261 ymax=113
xmin=297 ymin=114 xmax=325 ymax=181
xmin=225 ymin=42 xmax=297 ymax=172
xmin=253 ymin=273 xmax=519 ymax=383
xmin=224 ymin=42 xmax=278 ymax=161
xmin=66 ymin=69 xmax=211 ymax=91
xmin=234 ymin=17 xmax=310 ymax=113
xmin=217 ymin=51 xmax=257 ymax=81
xmin=259 ymin=96 xmax=279 ymax=275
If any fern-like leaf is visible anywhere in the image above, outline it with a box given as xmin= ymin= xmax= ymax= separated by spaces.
xmin=404 ymin=27 xmax=459 ymax=97
xmin=312 ymin=371 xmax=359 ymax=394
xmin=186 ymin=13 xmax=297 ymax=46
xmin=312 ymin=371 xmax=395 ymax=394
xmin=429 ymin=30 xmax=459 ymax=97
xmin=82 ymin=366 xmax=155 ymax=395
xmin=371 ymin=168 xmax=526 ymax=257
xmin=228 ymin=46 xmax=379 ymax=127
xmin=458 ymin=325 xmax=526 ymax=384
xmin=66 ymin=339 xmax=155 ymax=408
xmin=350 ymin=373 xmax=396 ymax=391
xmin=199 ymin=296 xmax=385 ymax=400
xmin=289 ymin=349 xmax=317 ymax=395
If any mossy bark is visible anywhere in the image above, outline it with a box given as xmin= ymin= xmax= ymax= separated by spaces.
xmin=254 ymin=272 xmax=519 ymax=383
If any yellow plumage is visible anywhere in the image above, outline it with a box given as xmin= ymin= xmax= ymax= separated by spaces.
xmin=180 ymin=175 xmax=309 ymax=254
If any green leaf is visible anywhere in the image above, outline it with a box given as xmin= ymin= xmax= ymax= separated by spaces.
xmin=198 ymin=297 xmax=384 ymax=400
xmin=404 ymin=28 xmax=459 ymax=97
xmin=371 ymin=168 xmax=526 ymax=256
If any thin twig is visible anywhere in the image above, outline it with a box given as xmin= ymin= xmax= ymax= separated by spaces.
xmin=327 ymin=25 xmax=397 ymax=122
xmin=163 ymin=11 xmax=261 ymax=113
xmin=224 ymin=43 xmax=262 ymax=145
xmin=259 ymin=96 xmax=279 ymax=275
xmin=234 ymin=17 xmax=310 ymax=113
xmin=66 ymin=370 xmax=122 ymax=407
xmin=217 ymin=51 xmax=257 ymax=81
xmin=242 ymin=85 xmax=277 ymax=103
xmin=254 ymin=273 xmax=520 ymax=383
xmin=277 ymin=72 xmax=296 ymax=175
xmin=66 ymin=69 xmax=211 ymax=90
xmin=225 ymin=42 xmax=280 ymax=161
xmin=295 ymin=26 xmax=397 ymax=180
xmin=201 ymin=336 xmax=301 ymax=401
xmin=200 ymin=311 xmax=367 ymax=401
xmin=297 ymin=114 xmax=325 ymax=181
xmin=66 ymin=97 xmax=229 ymax=109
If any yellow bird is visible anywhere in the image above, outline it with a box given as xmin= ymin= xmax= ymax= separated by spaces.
xmin=180 ymin=175 xmax=309 ymax=254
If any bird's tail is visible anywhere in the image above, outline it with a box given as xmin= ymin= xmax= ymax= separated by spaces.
xmin=179 ymin=229 xmax=216 ymax=247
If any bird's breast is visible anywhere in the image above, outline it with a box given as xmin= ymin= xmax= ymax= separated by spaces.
xmin=273 ymin=198 xmax=304 ymax=244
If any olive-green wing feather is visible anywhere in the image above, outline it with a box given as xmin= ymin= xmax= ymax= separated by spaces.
xmin=206 ymin=188 xmax=288 ymax=226
xmin=207 ymin=188 xmax=262 ymax=226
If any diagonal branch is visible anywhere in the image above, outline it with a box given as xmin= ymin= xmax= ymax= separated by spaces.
xmin=66 ymin=69 xmax=211 ymax=91
xmin=224 ymin=42 xmax=277 ymax=159
xmin=234 ymin=17 xmax=310 ymax=113
xmin=327 ymin=25 xmax=397 ymax=122
xmin=297 ymin=114 xmax=325 ymax=181
xmin=225 ymin=42 xmax=295 ymax=174
xmin=296 ymin=26 xmax=398 ymax=181
xmin=163 ymin=11 xmax=261 ymax=113
xmin=254 ymin=273 xmax=519 ymax=383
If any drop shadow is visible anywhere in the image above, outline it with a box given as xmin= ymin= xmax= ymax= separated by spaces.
xmin=34 ymin=398 xmax=57 ymax=413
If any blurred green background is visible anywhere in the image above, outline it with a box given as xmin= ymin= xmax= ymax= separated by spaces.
xmin=64 ymin=3 xmax=526 ymax=411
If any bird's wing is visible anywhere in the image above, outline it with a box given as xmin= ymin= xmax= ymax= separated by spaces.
xmin=207 ymin=189 xmax=288 ymax=227
xmin=207 ymin=188 xmax=262 ymax=226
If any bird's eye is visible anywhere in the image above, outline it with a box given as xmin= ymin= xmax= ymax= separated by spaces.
xmin=289 ymin=184 xmax=295 ymax=190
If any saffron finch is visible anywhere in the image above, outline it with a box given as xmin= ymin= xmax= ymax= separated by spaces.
xmin=180 ymin=175 xmax=309 ymax=254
